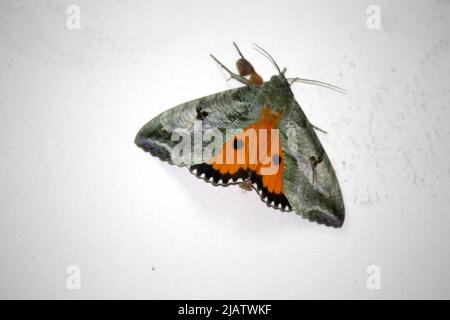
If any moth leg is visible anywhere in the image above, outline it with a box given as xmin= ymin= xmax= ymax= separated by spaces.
xmin=238 ymin=178 xmax=253 ymax=192
xmin=310 ymin=123 xmax=328 ymax=134
xmin=210 ymin=54 xmax=253 ymax=86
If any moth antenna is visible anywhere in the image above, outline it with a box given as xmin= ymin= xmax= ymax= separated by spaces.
xmin=289 ymin=77 xmax=346 ymax=94
xmin=252 ymin=43 xmax=282 ymax=74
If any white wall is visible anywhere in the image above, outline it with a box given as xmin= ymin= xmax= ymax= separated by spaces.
xmin=0 ymin=0 xmax=449 ymax=299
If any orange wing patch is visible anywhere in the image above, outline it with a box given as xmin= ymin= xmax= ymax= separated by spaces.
xmin=189 ymin=106 xmax=292 ymax=211
xmin=210 ymin=106 xmax=284 ymax=192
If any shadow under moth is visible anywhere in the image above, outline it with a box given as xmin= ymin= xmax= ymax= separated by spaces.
xmin=135 ymin=43 xmax=345 ymax=228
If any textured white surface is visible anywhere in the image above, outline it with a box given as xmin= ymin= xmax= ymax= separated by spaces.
xmin=0 ymin=0 xmax=449 ymax=299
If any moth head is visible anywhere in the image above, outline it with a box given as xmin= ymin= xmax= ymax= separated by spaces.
xmin=266 ymin=74 xmax=294 ymax=106
xmin=269 ymin=74 xmax=289 ymax=87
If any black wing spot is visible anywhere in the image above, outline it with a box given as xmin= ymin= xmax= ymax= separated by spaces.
xmin=196 ymin=105 xmax=208 ymax=120
xmin=310 ymin=154 xmax=323 ymax=168
xmin=233 ymin=138 xmax=244 ymax=150
xmin=272 ymin=154 xmax=281 ymax=165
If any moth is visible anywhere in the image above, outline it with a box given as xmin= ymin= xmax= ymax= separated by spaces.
xmin=135 ymin=43 xmax=345 ymax=228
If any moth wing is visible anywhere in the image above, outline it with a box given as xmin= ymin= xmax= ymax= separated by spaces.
xmin=280 ymin=101 xmax=345 ymax=227
xmin=135 ymin=86 xmax=262 ymax=165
